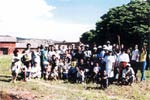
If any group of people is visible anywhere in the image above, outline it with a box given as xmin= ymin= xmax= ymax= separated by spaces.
xmin=11 ymin=41 xmax=148 ymax=88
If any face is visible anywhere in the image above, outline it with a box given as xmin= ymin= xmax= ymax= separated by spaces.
xmin=80 ymin=59 xmax=84 ymax=63
xmin=135 ymin=45 xmax=138 ymax=49
xmin=77 ymin=46 xmax=81 ymax=51
xmin=91 ymin=61 xmax=94 ymax=65
xmin=108 ymin=51 xmax=112 ymax=55
xmin=107 ymin=43 xmax=110 ymax=46
xmin=127 ymin=49 xmax=130 ymax=53
xmin=96 ymin=63 xmax=99 ymax=66
xmin=27 ymin=44 xmax=31 ymax=49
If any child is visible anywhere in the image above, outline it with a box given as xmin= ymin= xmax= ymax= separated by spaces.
xmin=20 ymin=65 xmax=27 ymax=81
xmin=31 ymin=62 xmax=41 ymax=79
xmin=20 ymin=63 xmax=31 ymax=81
xmin=50 ymin=67 xmax=59 ymax=80
xmin=68 ymin=59 xmax=77 ymax=83
xmin=57 ymin=59 xmax=64 ymax=79
xmin=11 ymin=49 xmax=22 ymax=83
xmin=100 ymin=70 xmax=108 ymax=89
xmin=76 ymin=59 xmax=86 ymax=83
xmin=44 ymin=61 xmax=51 ymax=80
xmin=93 ymin=62 xmax=101 ymax=84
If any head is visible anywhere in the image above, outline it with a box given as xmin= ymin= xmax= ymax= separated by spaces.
xmin=141 ymin=46 xmax=146 ymax=52
xmin=121 ymin=48 xmax=126 ymax=53
xmin=37 ymin=46 xmax=40 ymax=52
xmin=45 ymin=45 xmax=48 ymax=50
xmin=26 ymin=43 xmax=31 ymax=49
xmin=98 ymin=45 xmax=102 ymax=51
xmin=121 ymin=44 xmax=124 ymax=49
xmin=34 ymin=62 xmax=38 ymax=67
xmin=13 ymin=49 xmax=19 ymax=56
xmin=126 ymin=63 xmax=131 ymax=69
xmin=85 ymin=44 xmax=89 ymax=50
xmin=103 ymin=45 xmax=108 ymax=51
xmin=77 ymin=46 xmax=81 ymax=52
xmin=93 ymin=47 xmax=97 ymax=52
xmin=106 ymin=41 xmax=111 ymax=46
xmin=40 ymin=44 xmax=44 ymax=49
xmin=95 ymin=62 xmax=99 ymax=67
xmin=80 ymin=59 xmax=84 ymax=64
xmin=143 ymin=44 xmax=147 ymax=50
xmin=80 ymin=44 xmax=85 ymax=51
xmin=108 ymin=50 xmax=113 ymax=55
xmin=135 ymin=44 xmax=138 ymax=49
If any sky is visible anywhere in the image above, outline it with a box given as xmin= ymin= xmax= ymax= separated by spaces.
xmin=0 ymin=0 xmax=130 ymax=42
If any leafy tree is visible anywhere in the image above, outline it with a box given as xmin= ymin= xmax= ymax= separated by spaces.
xmin=80 ymin=29 xmax=95 ymax=45
xmin=80 ymin=0 xmax=150 ymax=47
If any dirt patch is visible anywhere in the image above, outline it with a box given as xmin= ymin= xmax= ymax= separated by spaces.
xmin=0 ymin=90 xmax=36 ymax=100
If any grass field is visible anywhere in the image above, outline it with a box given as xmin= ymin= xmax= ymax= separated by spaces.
xmin=0 ymin=55 xmax=150 ymax=100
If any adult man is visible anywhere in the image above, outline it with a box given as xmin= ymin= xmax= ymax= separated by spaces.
xmin=131 ymin=45 xmax=140 ymax=80
xmin=21 ymin=43 xmax=32 ymax=68
xmin=118 ymin=49 xmax=130 ymax=83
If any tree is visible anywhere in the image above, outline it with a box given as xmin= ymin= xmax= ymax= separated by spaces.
xmin=80 ymin=0 xmax=150 ymax=47
xmin=80 ymin=29 xmax=95 ymax=45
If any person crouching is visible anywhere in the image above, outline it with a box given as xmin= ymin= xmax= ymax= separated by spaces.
xmin=11 ymin=49 xmax=22 ymax=83
xmin=122 ymin=63 xmax=135 ymax=85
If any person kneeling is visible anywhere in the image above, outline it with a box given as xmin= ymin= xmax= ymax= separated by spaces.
xmin=31 ymin=62 xmax=41 ymax=79
xmin=122 ymin=63 xmax=135 ymax=85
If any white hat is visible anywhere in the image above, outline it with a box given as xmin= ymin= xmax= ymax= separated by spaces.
xmin=126 ymin=63 xmax=131 ymax=67
xmin=103 ymin=45 xmax=108 ymax=50
xmin=43 ymin=61 xmax=49 ymax=65
xmin=85 ymin=44 xmax=89 ymax=47
xmin=93 ymin=47 xmax=97 ymax=50
xmin=80 ymin=43 xmax=84 ymax=47
xmin=98 ymin=45 xmax=102 ymax=48
xmin=107 ymin=41 xmax=111 ymax=44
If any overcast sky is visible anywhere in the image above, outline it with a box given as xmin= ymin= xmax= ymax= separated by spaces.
xmin=0 ymin=0 xmax=130 ymax=42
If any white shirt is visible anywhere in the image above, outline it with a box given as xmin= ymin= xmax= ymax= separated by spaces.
xmin=104 ymin=55 xmax=115 ymax=69
xmin=118 ymin=53 xmax=130 ymax=63
xmin=31 ymin=66 xmax=41 ymax=73
xmin=24 ymin=49 xmax=32 ymax=61
xmin=84 ymin=50 xmax=92 ymax=58
xmin=33 ymin=51 xmax=41 ymax=64
xmin=48 ymin=51 xmax=56 ymax=58
xmin=93 ymin=66 xmax=100 ymax=74
xmin=104 ymin=55 xmax=115 ymax=78
xmin=126 ymin=67 xmax=135 ymax=75
xmin=107 ymin=45 xmax=112 ymax=51
xmin=131 ymin=49 xmax=139 ymax=62
xmin=11 ymin=55 xmax=22 ymax=73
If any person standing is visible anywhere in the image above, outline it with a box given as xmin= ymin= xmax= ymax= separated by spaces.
xmin=131 ymin=45 xmax=140 ymax=81
xmin=104 ymin=50 xmax=115 ymax=84
xmin=21 ymin=43 xmax=32 ymax=68
xmin=40 ymin=45 xmax=48 ymax=78
xmin=139 ymin=46 xmax=147 ymax=81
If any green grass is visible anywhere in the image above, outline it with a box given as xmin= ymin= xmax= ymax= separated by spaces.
xmin=0 ymin=55 xmax=150 ymax=100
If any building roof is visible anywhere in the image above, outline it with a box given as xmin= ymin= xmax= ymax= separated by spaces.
xmin=0 ymin=35 xmax=16 ymax=42
xmin=16 ymin=43 xmax=39 ymax=48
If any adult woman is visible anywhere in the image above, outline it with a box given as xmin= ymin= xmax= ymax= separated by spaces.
xmin=139 ymin=46 xmax=147 ymax=81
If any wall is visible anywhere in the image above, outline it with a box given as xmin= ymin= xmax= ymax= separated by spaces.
xmin=0 ymin=42 xmax=16 ymax=55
